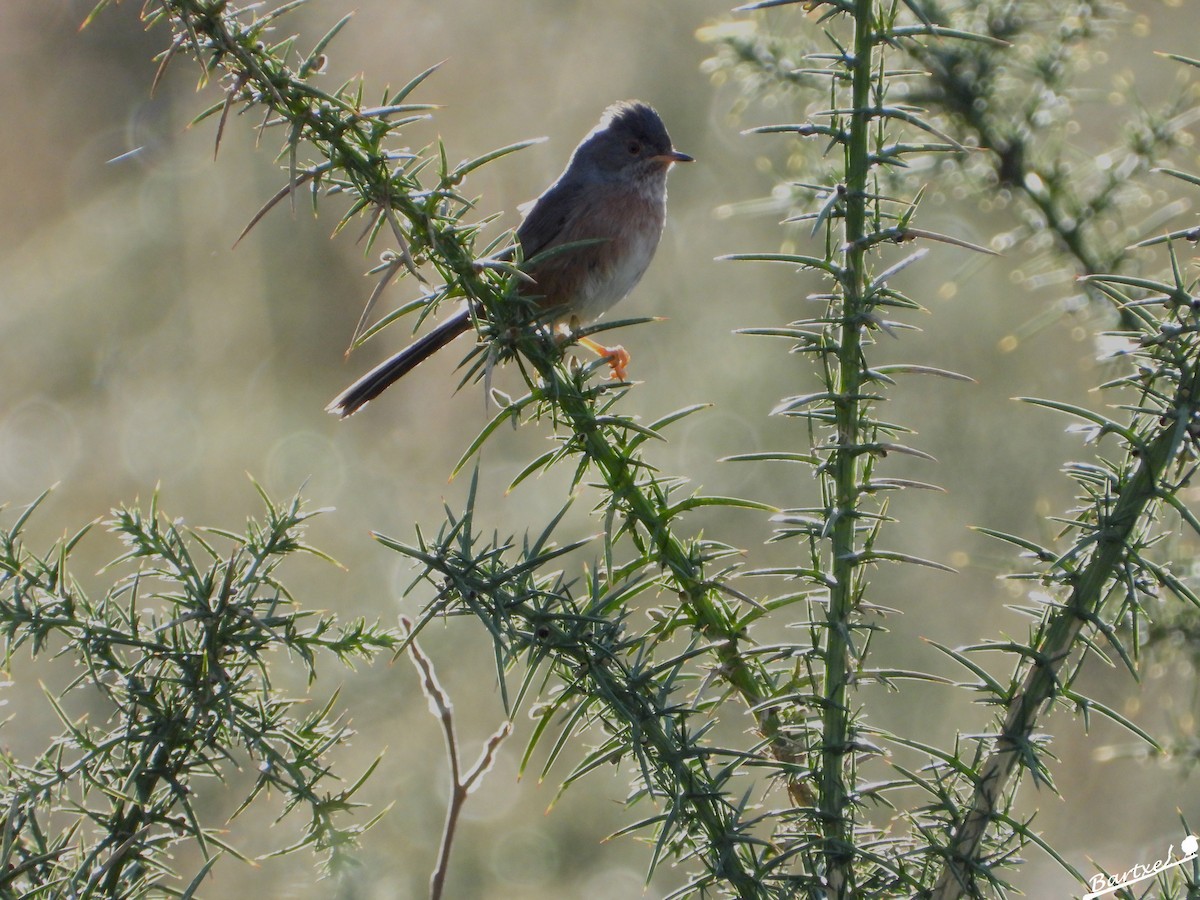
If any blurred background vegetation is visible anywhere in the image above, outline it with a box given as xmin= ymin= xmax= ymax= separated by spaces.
xmin=1 ymin=0 xmax=1198 ymax=896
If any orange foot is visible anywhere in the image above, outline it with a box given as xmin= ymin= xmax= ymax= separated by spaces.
xmin=578 ymin=337 xmax=630 ymax=380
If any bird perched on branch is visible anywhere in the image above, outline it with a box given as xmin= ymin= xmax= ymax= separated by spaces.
xmin=327 ymin=100 xmax=692 ymax=418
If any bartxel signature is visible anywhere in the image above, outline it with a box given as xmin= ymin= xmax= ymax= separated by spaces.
xmin=1083 ymin=834 xmax=1199 ymax=899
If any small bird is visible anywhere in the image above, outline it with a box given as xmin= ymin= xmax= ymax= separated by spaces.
xmin=327 ymin=100 xmax=692 ymax=418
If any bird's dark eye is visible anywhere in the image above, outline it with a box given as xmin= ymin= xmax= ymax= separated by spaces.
xmin=627 ymin=140 xmax=642 ymax=155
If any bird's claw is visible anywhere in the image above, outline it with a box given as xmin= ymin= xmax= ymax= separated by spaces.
xmin=578 ymin=336 xmax=630 ymax=380
xmin=601 ymin=345 xmax=630 ymax=381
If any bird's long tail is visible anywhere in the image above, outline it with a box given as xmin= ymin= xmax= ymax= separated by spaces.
xmin=326 ymin=308 xmax=473 ymax=418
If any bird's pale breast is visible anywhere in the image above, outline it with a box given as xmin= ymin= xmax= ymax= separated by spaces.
xmin=523 ymin=180 xmax=667 ymax=325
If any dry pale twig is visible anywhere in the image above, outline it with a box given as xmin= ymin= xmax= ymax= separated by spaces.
xmin=399 ymin=617 xmax=511 ymax=900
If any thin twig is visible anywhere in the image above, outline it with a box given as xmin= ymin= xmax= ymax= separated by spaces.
xmin=400 ymin=617 xmax=510 ymax=900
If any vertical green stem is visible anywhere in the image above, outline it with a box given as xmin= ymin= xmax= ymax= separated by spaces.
xmin=821 ymin=1 xmax=874 ymax=893
xmin=931 ymin=363 xmax=1200 ymax=898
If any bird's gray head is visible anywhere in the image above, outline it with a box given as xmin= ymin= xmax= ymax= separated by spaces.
xmin=567 ymin=101 xmax=693 ymax=183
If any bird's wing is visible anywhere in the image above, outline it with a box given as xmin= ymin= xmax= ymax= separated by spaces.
xmin=516 ymin=179 xmax=616 ymax=310
xmin=516 ymin=178 xmax=585 ymax=258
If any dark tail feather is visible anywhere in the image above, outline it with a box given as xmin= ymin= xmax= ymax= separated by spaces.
xmin=327 ymin=308 xmax=472 ymax=418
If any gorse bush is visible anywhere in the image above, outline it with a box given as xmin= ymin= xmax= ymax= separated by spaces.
xmin=0 ymin=487 xmax=396 ymax=897
xmin=1 ymin=0 xmax=1197 ymax=897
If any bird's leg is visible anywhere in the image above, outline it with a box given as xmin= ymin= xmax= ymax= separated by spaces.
xmin=577 ymin=337 xmax=630 ymax=381
xmin=554 ymin=319 xmax=630 ymax=380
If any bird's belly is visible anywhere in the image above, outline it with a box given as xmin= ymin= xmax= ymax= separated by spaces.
xmin=571 ymin=232 xmax=658 ymax=322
